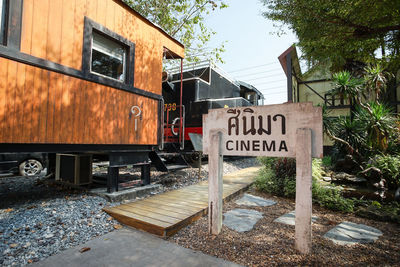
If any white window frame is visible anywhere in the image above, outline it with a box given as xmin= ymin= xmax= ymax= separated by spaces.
xmin=90 ymin=31 xmax=127 ymax=83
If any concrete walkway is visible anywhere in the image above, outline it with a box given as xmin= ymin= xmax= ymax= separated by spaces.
xmin=33 ymin=227 xmax=241 ymax=267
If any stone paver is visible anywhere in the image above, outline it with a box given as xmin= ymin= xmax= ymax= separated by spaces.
xmin=273 ymin=210 xmax=318 ymax=226
xmin=323 ymin=221 xmax=382 ymax=245
xmin=235 ymin=194 xmax=276 ymax=207
xmin=223 ymin=209 xmax=263 ymax=232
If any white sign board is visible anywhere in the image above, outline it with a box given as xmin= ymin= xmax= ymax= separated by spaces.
xmin=203 ymin=102 xmax=323 ymax=158
xmin=203 ymin=102 xmax=323 ymax=254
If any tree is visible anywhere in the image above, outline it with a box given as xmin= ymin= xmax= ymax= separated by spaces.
xmin=261 ymin=0 xmax=400 ymax=71
xmin=124 ymin=0 xmax=228 ymax=62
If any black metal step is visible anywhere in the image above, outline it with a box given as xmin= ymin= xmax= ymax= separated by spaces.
xmin=149 ymin=151 xmax=168 ymax=172
xmin=156 ymin=152 xmax=182 ymax=158
xmin=149 ymin=151 xmax=190 ymax=172
xmin=166 ymin=164 xmax=188 ymax=171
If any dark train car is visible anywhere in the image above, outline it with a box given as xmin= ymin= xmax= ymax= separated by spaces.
xmin=161 ymin=62 xmax=264 ymax=160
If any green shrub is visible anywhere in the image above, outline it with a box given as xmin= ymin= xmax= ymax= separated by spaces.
xmin=355 ymin=201 xmax=400 ymax=224
xmin=255 ymin=157 xmax=296 ymax=197
xmin=256 ymin=157 xmax=354 ymax=212
xmin=312 ymin=159 xmax=324 ymax=180
xmin=368 ymin=154 xmax=400 ymax=189
xmin=254 ymin=167 xmax=277 ymax=194
xmin=255 ymin=166 xmax=296 ymax=197
xmin=283 ymin=177 xmax=296 ymax=197
xmin=322 ymin=156 xmax=332 ymax=167
xmin=256 ymin=156 xmax=276 ymax=168
xmin=312 ymin=181 xmax=354 ymax=212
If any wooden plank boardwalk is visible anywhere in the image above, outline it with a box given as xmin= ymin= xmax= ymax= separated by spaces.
xmin=103 ymin=166 xmax=261 ymax=237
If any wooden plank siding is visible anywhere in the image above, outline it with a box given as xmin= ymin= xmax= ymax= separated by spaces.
xmin=19 ymin=0 xmax=184 ymax=94
xmin=0 ymin=59 xmax=159 ymax=145
xmin=0 ymin=0 xmax=184 ymax=145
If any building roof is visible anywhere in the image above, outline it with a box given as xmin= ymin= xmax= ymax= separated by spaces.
xmin=278 ymin=45 xmax=301 ymax=78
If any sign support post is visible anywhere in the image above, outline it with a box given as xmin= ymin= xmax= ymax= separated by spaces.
xmin=208 ymin=131 xmax=223 ymax=235
xmin=295 ymin=128 xmax=312 ymax=254
xmin=203 ymin=103 xmax=322 ymax=250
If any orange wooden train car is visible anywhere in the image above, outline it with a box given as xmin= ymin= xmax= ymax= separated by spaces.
xmin=0 ymin=0 xmax=183 ymax=155
xmin=0 ymin=0 xmax=184 ymax=190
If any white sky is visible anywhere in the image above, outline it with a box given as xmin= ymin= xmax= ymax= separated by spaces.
xmin=204 ymin=0 xmax=298 ymax=104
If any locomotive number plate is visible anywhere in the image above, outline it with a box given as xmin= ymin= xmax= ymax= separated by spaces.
xmin=164 ymin=103 xmax=177 ymax=111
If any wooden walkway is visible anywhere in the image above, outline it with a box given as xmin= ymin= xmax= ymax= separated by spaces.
xmin=104 ymin=166 xmax=260 ymax=237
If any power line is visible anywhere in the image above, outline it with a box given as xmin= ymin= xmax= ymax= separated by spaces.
xmin=234 ymin=69 xmax=283 ymax=78
xmin=262 ymin=91 xmax=286 ymax=96
xmin=259 ymin=90 xmax=285 ymax=95
xmin=259 ymin=89 xmax=285 ymax=94
xmin=234 ymin=70 xmax=283 ymax=80
xmin=244 ymin=73 xmax=286 ymax=82
xmin=258 ymin=85 xmax=286 ymax=91
xmin=227 ymin=62 xmax=279 ymax=73
xmin=252 ymin=79 xmax=286 ymax=85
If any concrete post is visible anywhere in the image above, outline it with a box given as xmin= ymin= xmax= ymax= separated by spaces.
xmin=295 ymin=128 xmax=312 ymax=254
xmin=208 ymin=131 xmax=223 ymax=235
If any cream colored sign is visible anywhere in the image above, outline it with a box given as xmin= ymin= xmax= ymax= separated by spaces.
xmin=203 ymin=102 xmax=323 ymax=158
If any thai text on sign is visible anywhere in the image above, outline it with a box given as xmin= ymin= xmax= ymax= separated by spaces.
xmin=203 ymin=102 xmax=323 ymax=158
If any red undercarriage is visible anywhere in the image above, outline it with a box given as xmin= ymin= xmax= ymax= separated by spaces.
xmin=164 ymin=126 xmax=203 ymax=142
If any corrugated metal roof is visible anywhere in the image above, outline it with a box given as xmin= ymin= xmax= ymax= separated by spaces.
xmin=235 ymin=80 xmax=264 ymax=99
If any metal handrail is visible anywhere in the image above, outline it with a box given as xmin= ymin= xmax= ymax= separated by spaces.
xmin=159 ymin=98 xmax=164 ymax=151
xmin=163 ymin=105 xmax=185 ymax=149
xmin=166 ymin=59 xmax=212 ymax=74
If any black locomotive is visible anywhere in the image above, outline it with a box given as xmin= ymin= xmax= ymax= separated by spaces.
xmin=160 ymin=62 xmax=264 ymax=162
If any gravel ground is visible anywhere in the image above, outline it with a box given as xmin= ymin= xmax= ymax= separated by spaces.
xmin=0 ymin=157 xmax=258 ymax=266
xmin=169 ymin=188 xmax=400 ymax=267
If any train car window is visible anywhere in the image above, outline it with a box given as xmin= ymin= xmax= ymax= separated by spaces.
xmin=0 ymin=0 xmax=7 ymax=45
xmin=91 ymin=31 xmax=127 ymax=82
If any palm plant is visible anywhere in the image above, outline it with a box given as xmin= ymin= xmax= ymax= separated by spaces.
xmin=329 ymin=71 xmax=364 ymax=104
xmin=354 ymin=103 xmax=398 ymax=152
xmin=322 ymin=105 xmax=363 ymax=159
xmin=335 ymin=116 xmax=366 ymax=152
xmin=363 ymin=64 xmax=392 ymax=103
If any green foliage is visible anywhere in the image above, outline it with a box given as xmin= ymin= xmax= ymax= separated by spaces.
xmin=329 ymin=71 xmax=363 ymax=101
xmin=322 ymin=156 xmax=332 ymax=167
xmin=124 ymin=0 xmax=228 ymax=62
xmin=255 ymin=157 xmax=354 ymax=212
xmin=371 ymin=201 xmax=382 ymax=209
xmin=355 ymin=201 xmax=400 ymax=224
xmin=323 ymin=69 xmax=399 ymax=161
xmin=255 ymin=157 xmax=296 ymax=197
xmin=327 ymin=115 xmax=367 ymax=157
xmin=261 ymin=0 xmax=400 ymax=71
xmin=364 ymin=64 xmax=393 ymax=102
xmin=368 ymin=154 xmax=400 ymax=189
xmin=311 ymin=181 xmax=354 ymax=213
xmin=256 ymin=156 xmax=276 ymax=168
xmin=312 ymin=159 xmax=324 ymax=180
xmin=326 ymin=101 xmax=399 ymax=160
xmin=354 ymin=103 xmax=399 ymax=152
